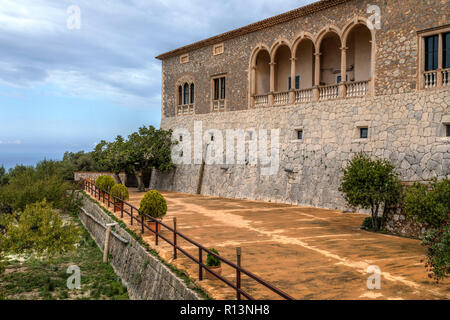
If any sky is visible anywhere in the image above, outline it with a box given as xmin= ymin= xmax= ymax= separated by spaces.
xmin=0 ymin=0 xmax=313 ymax=169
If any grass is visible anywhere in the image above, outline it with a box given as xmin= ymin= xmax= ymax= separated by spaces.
xmin=0 ymin=212 xmax=129 ymax=300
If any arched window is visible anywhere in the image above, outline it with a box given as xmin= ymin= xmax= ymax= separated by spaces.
xmin=183 ymin=83 xmax=189 ymax=105
xmin=190 ymin=84 xmax=194 ymax=104
xmin=178 ymin=86 xmax=182 ymax=105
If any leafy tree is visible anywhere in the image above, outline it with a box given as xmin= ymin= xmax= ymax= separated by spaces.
xmin=339 ymin=153 xmax=402 ymax=231
xmin=404 ymin=179 xmax=450 ymax=228
xmin=0 ymin=166 xmax=9 ymax=186
xmin=0 ymin=200 xmax=81 ymax=274
xmin=125 ymin=126 xmax=175 ymax=191
xmin=104 ymin=136 xmax=129 ymax=184
xmin=404 ymin=179 xmax=449 ymax=281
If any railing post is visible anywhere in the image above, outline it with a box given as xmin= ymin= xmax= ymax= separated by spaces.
xmin=113 ymin=197 xmax=116 ymax=213
xmin=141 ymin=216 xmax=145 ymax=235
xmin=236 ymin=247 xmax=242 ymax=301
xmin=155 ymin=220 xmax=159 ymax=246
xmin=199 ymin=248 xmax=203 ymax=281
xmin=130 ymin=207 xmax=133 ymax=226
xmin=121 ymin=200 xmax=124 ymax=218
xmin=173 ymin=217 xmax=177 ymax=260
xmin=107 ymin=193 xmax=110 ymax=208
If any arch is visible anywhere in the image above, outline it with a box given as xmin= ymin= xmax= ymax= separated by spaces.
xmin=317 ymin=29 xmax=342 ymax=85
xmin=292 ymin=31 xmax=315 ymax=57
xmin=341 ymin=16 xmax=375 ymax=46
xmin=270 ymin=38 xmax=292 ymax=62
xmin=344 ymin=23 xmax=373 ymax=82
xmin=315 ymin=25 xmax=343 ymax=51
xmin=293 ymin=36 xmax=316 ymax=89
xmin=253 ymin=48 xmax=271 ymax=95
xmin=273 ymin=43 xmax=292 ymax=92
xmin=250 ymin=44 xmax=271 ymax=68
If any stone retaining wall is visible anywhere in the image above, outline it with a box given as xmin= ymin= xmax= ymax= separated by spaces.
xmin=78 ymin=194 xmax=201 ymax=300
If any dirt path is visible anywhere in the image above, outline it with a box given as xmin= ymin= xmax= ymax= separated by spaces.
xmin=93 ymin=190 xmax=449 ymax=300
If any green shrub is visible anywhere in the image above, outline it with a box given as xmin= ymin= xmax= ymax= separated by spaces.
xmin=422 ymin=224 xmax=450 ymax=282
xmin=96 ymin=176 xmax=116 ymax=193
xmin=404 ymin=179 xmax=450 ymax=228
xmin=110 ymin=184 xmax=129 ymax=201
xmin=206 ymin=248 xmax=221 ymax=267
xmin=362 ymin=217 xmax=382 ymax=231
xmin=339 ymin=153 xmax=402 ymax=231
xmin=139 ymin=190 xmax=167 ymax=220
xmin=95 ymin=176 xmax=105 ymax=189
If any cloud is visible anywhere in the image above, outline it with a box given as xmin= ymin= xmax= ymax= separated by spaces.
xmin=0 ymin=0 xmax=311 ymax=109
xmin=0 ymin=139 xmax=22 ymax=145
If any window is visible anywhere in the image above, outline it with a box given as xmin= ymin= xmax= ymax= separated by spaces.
xmin=337 ymin=75 xmax=348 ymax=83
xmin=183 ymin=83 xmax=189 ymax=105
xmin=212 ymin=76 xmax=226 ymax=111
xmin=288 ymin=76 xmax=300 ymax=90
xmin=360 ymin=127 xmax=368 ymax=139
xmin=190 ymin=84 xmax=195 ymax=104
xmin=179 ymin=135 xmax=183 ymax=142
xmin=296 ymin=129 xmax=303 ymax=140
xmin=178 ymin=86 xmax=182 ymax=105
xmin=213 ymin=43 xmax=224 ymax=56
xmin=444 ymin=32 xmax=450 ymax=69
xmin=446 ymin=124 xmax=450 ymax=137
xmin=180 ymin=54 xmax=189 ymax=64
xmin=425 ymin=35 xmax=439 ymax=71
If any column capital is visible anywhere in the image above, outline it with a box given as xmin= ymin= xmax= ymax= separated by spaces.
xmin=269 ymin=62 xmax=277 ymax=66
xmin=340 ymin=46 xmax=348 ymax=51
xmin=314 ymin=52 xmax=322 ymax=57
xmin=290 ymin=57 xmax=297 ymax=62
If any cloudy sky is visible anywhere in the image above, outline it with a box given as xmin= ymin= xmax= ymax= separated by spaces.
xmin=0 ymin=0 xmax=313 ymax=168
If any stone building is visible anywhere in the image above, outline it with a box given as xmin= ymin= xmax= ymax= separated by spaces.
xmin=152 ymin=0 xmax=449 ymax=211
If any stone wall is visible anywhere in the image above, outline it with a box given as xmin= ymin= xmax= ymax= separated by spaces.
xmin=78 ymin=194 xmax=201 ymax=300
xmin=151 ymin=89 xmax=449 ymax=213
xmin=74 ymin=172 xmax=126 ymax=183
xmin=161 ymin=0 xmax=447 ymax=117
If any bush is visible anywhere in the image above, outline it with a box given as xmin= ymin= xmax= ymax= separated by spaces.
xmin=339 ymin=153 xmax=402 ymax=231
xmin=362 ymin=217 xmax=382 ymax=231
xmin=96 ymin=176 xmax=116 ymax=193
xmin=206 ymin=248 xmax=221 ymax=267
xmin=422 ymin=224 xmax=450 ymax=282
xmin=139 ymin=190 xmax=167 ymax=220
xmin=110 ymin=184 xmax=129 ymax=201
xmin=404 ymin=179 xmax=450 ymax=228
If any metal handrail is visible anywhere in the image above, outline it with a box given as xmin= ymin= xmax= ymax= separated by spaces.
xmin=81 ymin=179 xmax=295 ymax=300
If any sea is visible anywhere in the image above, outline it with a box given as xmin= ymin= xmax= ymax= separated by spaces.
xmin=0 ymin=151 xmax=63 ymax=170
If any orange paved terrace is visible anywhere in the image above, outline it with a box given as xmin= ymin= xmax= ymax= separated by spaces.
xmin=90 ymin=189 xmax=449 ymax=300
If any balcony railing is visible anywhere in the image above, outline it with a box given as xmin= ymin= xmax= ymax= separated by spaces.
xmin=213 ymin=99 xmax=226 ymax=112
xmin=273 ymin=91 xmax=290 ymax=105
xmin=295 ymin=88 xmax=313 ymax=103
xmin=177 ymin=104 xmax=195 ymax=116
xmin=347 ymin=80 xmax=370 ymax=97
xmin=424 ymin=71 xmax=438 ymax=88
xmin=443 ymin=69 xmax=450 ymax=87
xmin=254 ymin=94 xmax=269 ymax=106
xmin=319 ymin=84 xmax=339 ymax=101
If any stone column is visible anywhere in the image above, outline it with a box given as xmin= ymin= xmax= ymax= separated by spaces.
xmin=313 ymin=52 xmax=321 ymax=101
xmin=251 ymin=66 xmax=256 ymax=107
xmin=290 ymin=57 xmax=296 ymax=103
xmin=339 ymin=46 xmax=348 ymax=98
xmin=269 ymin=62 xmax=276 ymax=105
xmin=437 ymin=33 xmax=443 ymax=87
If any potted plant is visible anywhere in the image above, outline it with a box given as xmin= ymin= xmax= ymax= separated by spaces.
xmin=110 ymin=184 xmax=129 ymax=212
xmin=139 ymin=190 xmax=167 ymax=234
xmin=205 ymin=248 xmax=222 ymax=280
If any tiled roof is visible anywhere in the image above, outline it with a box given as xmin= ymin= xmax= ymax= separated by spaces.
xmin=156 ymin=0 xmax=351 ymax=60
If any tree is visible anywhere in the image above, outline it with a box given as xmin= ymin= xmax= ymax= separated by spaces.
xmin=0 ymin=200 xmax=81 ymax=275
xmin=339 ymin=153 xmax=402 ymax=231
xmin=125 ymin=126 xmax=175 ymax=191
xmin=104 ymin=136 xmax=129 ymax=184
xmin=0 ymin=166 xmax=9 ymax=186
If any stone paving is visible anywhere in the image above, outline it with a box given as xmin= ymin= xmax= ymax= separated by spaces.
xmin=91 ymin=189 xmax=449 ymax=300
